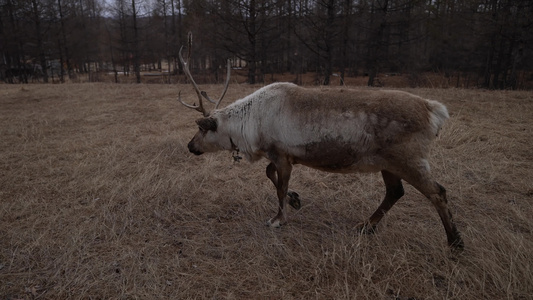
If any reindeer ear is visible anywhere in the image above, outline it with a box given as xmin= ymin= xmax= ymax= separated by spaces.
xmin=196 ymin=117 xmax=217 ymax=132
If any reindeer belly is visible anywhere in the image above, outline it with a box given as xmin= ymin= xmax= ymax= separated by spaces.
xmin=291 ymin=140 xmax=383 ymax=173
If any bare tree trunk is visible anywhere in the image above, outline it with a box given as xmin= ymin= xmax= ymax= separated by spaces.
xmin=31 ymin=0 xmax=48 ymax=83
xmin=286 ymin=0 xmax=293 ymax=73
xmin=57 ymin=38 xmax=64 ymax=83
xmin=132 ymin=0 xmax=141 ymax=83
xmin=57 ymin=0 xmax=72 ymax=80
xmin=340 ymin=0 xmax=352 ymax=85
xmin=172 ymin=0 xmax=183 ymax=75
xmin=247 ymin=0 xmax=257 ymax=84
xmin=319 ymin=0 xmax=335 ymax=86
xmin=367 ymin=0 xmax=388 ymax=87
xmin=161 ymin=0 xmax=171 ymax=84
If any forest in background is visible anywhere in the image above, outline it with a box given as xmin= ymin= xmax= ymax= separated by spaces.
xmin=1 ymin=0 xmax=532 ymax=89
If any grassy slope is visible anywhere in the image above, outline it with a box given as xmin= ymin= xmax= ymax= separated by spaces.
xmin=0 ymin=83 xmax=532 ymax=299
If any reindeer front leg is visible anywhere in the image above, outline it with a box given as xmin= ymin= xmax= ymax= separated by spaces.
xmin=266 ymin=163 xmax=301 ymax=210
xmin=266 ymin=160 xmax=293 ymax=227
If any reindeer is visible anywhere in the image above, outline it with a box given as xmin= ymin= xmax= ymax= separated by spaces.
xmin=178 ymin=34 xmax=464 ymax=249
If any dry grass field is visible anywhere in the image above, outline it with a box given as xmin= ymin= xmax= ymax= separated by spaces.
xmin=1 ymin=83 xmax=532 ymax=299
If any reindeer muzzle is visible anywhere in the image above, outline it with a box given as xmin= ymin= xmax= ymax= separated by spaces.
xmin=188 ymin=141 xmax=203 ymax=155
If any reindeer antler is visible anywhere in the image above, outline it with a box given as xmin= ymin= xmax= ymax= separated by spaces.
xmin=201 ymin=60 xmax=231 ymax=110
xmin=178 ymin=32 xmax=208 ymax=116
xmin=178 ymin=32 xmax=231 ymax=116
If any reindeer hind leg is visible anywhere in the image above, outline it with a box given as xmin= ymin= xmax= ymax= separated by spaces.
xmin=399 ymin=165 xmax=464 ymax=250
xmin=356 ymin=170 xmax=404 ymax=234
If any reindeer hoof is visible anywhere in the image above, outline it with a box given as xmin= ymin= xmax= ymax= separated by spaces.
xmin=450 ymin=236 xmax=465 ymax=252
xmin=356 ymin=222 xmax=377 ymax=235
xmin=266 ymin=218 xmax=282 ymax=228
xmin=288 ymin=191 xmax=301 ymax=210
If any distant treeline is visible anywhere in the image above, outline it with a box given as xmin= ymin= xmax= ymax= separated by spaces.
xmin=1 ymin=0 xmax=532 ymax=89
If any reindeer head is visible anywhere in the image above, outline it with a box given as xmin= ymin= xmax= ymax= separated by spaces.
xmin=187 ymin=116 xmax=223 ymax=155
xmin=178 ymin=32 xmax=232 ymax=156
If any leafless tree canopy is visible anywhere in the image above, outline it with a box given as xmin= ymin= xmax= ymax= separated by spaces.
xmin=0 ymin=0 xmax=532 ymax=89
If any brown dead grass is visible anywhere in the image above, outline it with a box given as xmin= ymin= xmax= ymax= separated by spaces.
xmin=0 ymin=83 xmax=532 ymax=299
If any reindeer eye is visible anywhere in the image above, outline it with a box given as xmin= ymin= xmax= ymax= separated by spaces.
xmin=198 ymin=126 xmax=210 ymax=135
